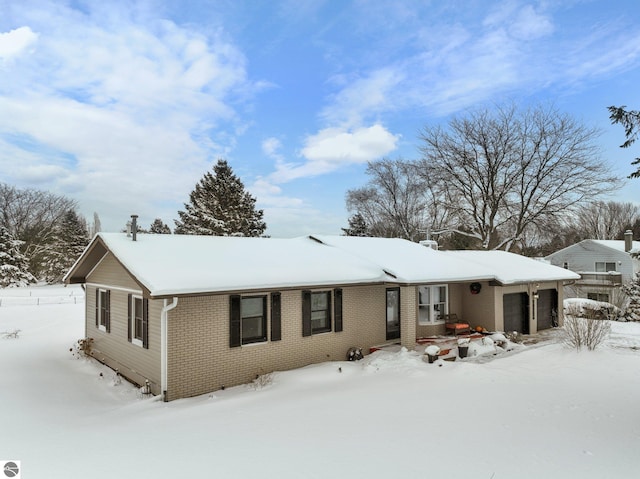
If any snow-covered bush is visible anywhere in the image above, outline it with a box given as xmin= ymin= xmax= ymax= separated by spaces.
xmin=564 ymin=298 xmax=620 ymax=321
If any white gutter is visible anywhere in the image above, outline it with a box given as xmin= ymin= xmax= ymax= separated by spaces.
xmin=161 ymin=297 xmax=178 ymax=402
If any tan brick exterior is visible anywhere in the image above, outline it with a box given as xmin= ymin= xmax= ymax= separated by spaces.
xmin=79 ymin=252 xmax=568 ymax=401
xmin=165 ymin=285 xmax=390 ymax=400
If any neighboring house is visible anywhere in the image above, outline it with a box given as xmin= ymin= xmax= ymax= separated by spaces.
xmin=65 ymin=232 xmax=578 ymax=401
xmin=545 ymin=230 xmax=640 ymax=303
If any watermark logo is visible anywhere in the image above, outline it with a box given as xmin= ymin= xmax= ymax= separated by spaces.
xmin=2 ymin=461 xmax=20 ymax=478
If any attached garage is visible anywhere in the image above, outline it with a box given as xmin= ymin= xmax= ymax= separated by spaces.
xmin=503 ymin=292 xmax=529 ymax=334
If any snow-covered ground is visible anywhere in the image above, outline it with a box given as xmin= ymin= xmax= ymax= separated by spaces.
xmin=2 ymin=285 xmax=640 ymax=479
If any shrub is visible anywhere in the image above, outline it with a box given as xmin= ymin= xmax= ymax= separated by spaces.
xmin=562 ymin=315 xmax=610 ymax=351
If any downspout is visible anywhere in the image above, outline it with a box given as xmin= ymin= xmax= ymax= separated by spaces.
xmin=161 ymin=297 xmax=178 ymax=402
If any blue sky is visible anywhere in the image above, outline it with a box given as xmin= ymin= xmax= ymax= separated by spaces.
xmin=1 ymin=0 xmax=639 ymax=237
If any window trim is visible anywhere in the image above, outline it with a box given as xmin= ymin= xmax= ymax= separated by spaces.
xmin=310 ymin=291 xmax=332 ymax=334
xmin=130 ymin=294 xmax=144 ymax=347
xmin=96 ymin=288 xmax=110 ymax=333
xmin=128 ymin=294 xmax=148 ymax=349
xmin=240 ymin=295 xmax=268 ymax=345
xmin=418 ymin=284 xmax=448 ymax=325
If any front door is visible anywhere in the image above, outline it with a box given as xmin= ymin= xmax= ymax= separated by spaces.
xmin=386 ymin=288 xmax=400 ymax=340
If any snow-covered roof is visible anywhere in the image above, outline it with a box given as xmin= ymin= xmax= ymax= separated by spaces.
xmin=547 ymin=239 xmax=640 ymax=258
xmin=65 ymin=233 xmax=580 ymax=297
xmin=310 ymin=235 xmax=492 ymax=283
xmin=441 ymin=250 xmax=580 ymax=285
xmin=71 ymin=233 xmax=391 ymax=297
xmin=591 ymin=239 xmax=640 ymax=254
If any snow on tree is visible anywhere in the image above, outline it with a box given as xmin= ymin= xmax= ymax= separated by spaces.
xmin=341 ymin=213 xmax=370 ymax=236
xmin=0 ymin=182 xmax=76 ymax=278
xmin=0 ymin=226 xmax=36 ymax=288
xmin=174 ymin=159 xmax=266 ymax=237
xmin=42 ymin=210 xmax=89 ymax=284
xmin=622 ymin=273 xmax=640 ymax=321
xmin=149 ymin=218 xmax=171 ymax=234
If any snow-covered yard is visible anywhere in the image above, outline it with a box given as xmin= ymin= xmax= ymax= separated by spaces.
xmin=2 ymin=285 xmax=640 ymax=479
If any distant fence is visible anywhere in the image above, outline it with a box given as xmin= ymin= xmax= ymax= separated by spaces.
xmin=0 ymin=288 xmax=85 ymax=307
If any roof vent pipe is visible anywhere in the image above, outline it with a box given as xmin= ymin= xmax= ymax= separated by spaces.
xmin=625 ymin=229 xmax=633 ymax=252
xmin=131 ymin=215 xmax=138 ymax=242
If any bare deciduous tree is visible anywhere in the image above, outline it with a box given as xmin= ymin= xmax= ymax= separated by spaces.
xmin=416 ymin=103 xmax=619 ymax=250
xmin=345 ymin=158 xmax=446 ymax=241
xmin=575 ymin=201 xmax=640 ymax=240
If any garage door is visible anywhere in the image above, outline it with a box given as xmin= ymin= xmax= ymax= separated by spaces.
xmin=536 ymin=289 xmax=558 ymax=330
xmin=503 ymin=293 xmax=529 ymax=334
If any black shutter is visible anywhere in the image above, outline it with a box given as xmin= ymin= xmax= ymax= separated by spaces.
xmin=230 ymin=295 xmax=241 ymax=347
xmin=127 ymin=293 xmax=132 ymax=342
xmin=271 ymin=292 xmax=281 ymax=341
xmin=334 ymin=288 xmax=343 ymax=332
xmin=302 ymin=290 xmax=312 ymax=337
xmin=95 ymin=289 xmax=99 ymax=328
xmin=105 ymin=290 xmax=111 ymax=333
xmin=142 ymin=298 xmax=149 ymax=349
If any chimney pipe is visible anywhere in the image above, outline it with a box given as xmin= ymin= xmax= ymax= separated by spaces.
xmin=625 ymin=229 xmax=633 ymax=253
xmin=131 ymin=215 xmax=138 ymax=242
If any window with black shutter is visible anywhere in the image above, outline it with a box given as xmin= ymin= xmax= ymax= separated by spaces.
xmin=302 ymin=290 xmax=332 ymax=335
xmin=230 ymin=295 xmax=268 ymax=346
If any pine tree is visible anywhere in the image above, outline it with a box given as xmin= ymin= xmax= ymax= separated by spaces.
xmin=42 ymin=210 xmax=89 ymax=283
xmin=149 ymin=218 xmax=171 ymax=234
xmin=342 ymin=213 xmax=369 ymax=236
xmin=0 ymin=226 xmax=36 ymax=288
xmin=174 ymin=159 xmax=266 ymax=236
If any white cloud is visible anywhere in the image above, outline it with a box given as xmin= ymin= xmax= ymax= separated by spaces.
xmin=322 ymin=68 xmax=405 ymax=127
xmin=0 ymin=26 xmax=38 ymax=61
xmin=269 ymin=124 xmax=399 ymax=183
xmin=0 ymin=2 xmax=259 ymax=231
xmin=261 ymin=137 xmax=283 ymax=158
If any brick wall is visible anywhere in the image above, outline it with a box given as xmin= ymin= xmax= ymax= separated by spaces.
xmin=166 ymin=285 xmax=390 ymax=401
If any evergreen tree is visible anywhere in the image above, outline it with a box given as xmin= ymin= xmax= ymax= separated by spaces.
xmin=622 ymin=273 xmax=640 ymax=321
xmin=149 ymin=218 xmax=171 ymax=234
xmin=42 ymin=210 xmax=89 ymax=283
xmin=174 ymin=159 xmax=266 ymax=236
xmin=342 ymin=213 xmax=369 ymax=236
xmin=0 ymin=226 xmax=36 ymax=288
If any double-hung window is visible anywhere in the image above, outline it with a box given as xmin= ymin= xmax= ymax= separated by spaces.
xmin=128 ymin=294 xmax=149 ymax=349
xmin=229 ymin=295 xmax=268 ymax=347
xmin=95 ymin=289 xmax=110 ymax=332
xmin=240 ymin=296 xmax=267 ymax=344
xmin=302 ymin=290 xmax=341 ymax=337
xmin=418 ymin=285 xmax=448 ymax=325
xmin=310 ymin=292 xmax=331 ymax=333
